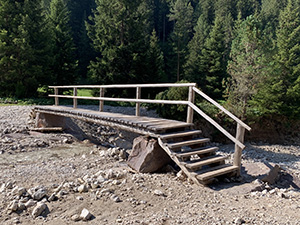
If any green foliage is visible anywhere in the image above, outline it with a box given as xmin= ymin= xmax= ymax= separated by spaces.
xmin=155 ymin=80 xmax=189 ymax=121
xmin=48 ymin=0 xmax=78 ymax=86
xmin=227 ymin=15 xmax=269 ymax=119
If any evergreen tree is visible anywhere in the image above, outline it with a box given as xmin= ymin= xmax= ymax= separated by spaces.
xmin=0 ymin=0 xmax=51 ymax=97
xmin=48 ymin=0 xmax=78 ymax=85
xmin=184 ymin=15 xmax=210 ymax=83
xmin=168 ymin=0 xmax=193 ymax=81
xmin=254 ymin=0 xmax=300 ymax=118
xmin=227 ymin=15 xmax=269 ymax=119
xmin=87 ymin=0 xmax=152 ymax=86
xmin=199 ymin=14 xmax=227 ymax=99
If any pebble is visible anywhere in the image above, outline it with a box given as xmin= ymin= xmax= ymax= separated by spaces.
xmin=8 ymin=200 xmax=19 ymax=211
xmin=80 ymin=208 xmax=92 ymax=221
xmin=32 ymin=188 xmax=47 ymax=201
xmin=153 ymin=189 xmax=165 ymax=196
xmin=78 ymin=184 xmax=88 ymax=193
xmin=32 ymin=202 xmax=47 ymax=218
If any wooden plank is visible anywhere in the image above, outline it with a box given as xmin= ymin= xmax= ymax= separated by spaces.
xmin=147 ymin=122 xmax=193 ymax=131
xmin=195 ymin=165 xmax=239 ymax=181
xmin=158 ymin=138 xmax=202 ymax=185
xmin=174 ymin=146 xmax=218 ymax=158
xmin=193 ymin=87 xmax=251 ymax=131
xmin=167 ymin=138 xmax=210 ymax=149
xmin=30 ymin=127 xmax=63 ymax=132
xmin=159 ymin=130 xmax=202 ymax=140
xmin=99 ymin=88 xmax=104 ymax=112
xmin=48 ymin=94 xmax=190 ymax=105
xmin=49 ymin=83 xmax=196 ymax=89
xmin=184 ymin=155 xmax=228 ymax=170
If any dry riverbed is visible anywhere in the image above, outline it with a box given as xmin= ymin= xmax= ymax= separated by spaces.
xmin=0 ymin=106 xmax=300 ymax=225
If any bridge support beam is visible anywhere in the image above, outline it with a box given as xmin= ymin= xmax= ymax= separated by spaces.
xmin=36 ymin=112 xmax=66 ymax=129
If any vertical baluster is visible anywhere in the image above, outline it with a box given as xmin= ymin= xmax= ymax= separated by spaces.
xmin=187 ymin=86 xmax=195 ymax=123
xmin=73 ymin=87 xmax=77 ymax=108
xmin=99 ymin=87 xmax=104 ymax=112
xmin=233 ymin=123 xmax=245 ymax=176
xmin=136 ymin=87 xmax=141 ymax=116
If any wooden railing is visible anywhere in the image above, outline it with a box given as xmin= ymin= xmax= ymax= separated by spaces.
xmin=49 ymin=83 xmax=251 ymax=175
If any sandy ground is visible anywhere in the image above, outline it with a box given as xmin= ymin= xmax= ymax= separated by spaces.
xmin=0 ymin=106 xmax=300 ymax=225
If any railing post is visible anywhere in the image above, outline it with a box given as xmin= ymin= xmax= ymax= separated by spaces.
xmin=54 ymin=88 xmax=59 ymax=106
xmin=73 ymin=87 xmax=77 ymax=108
xmin=99 ymin=87 xmax=104 ymax=112
xmin=233 ymin=123 xmax=246 ymax=176
xmin=136 ymin=87 xmax=141 ymax=116
xmin=187 ymin=86 xmax=194 ymax=123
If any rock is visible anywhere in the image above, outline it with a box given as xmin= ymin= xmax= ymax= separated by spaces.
xmin=48 ymin=193 xmax=57 ymax=201
xmin=78 ymin=184 xmax=88 ymax=193
xmin=111 ymin=194 xmax=121 ymax=203
xmin=176 ymin=170 xmax=187 ymax=181
xmin=0 ymin=183 xmax=6 ymax=192
xmin=71 ymin=214 xmax=81 ymax=222
xmin=153 ymin=189 xmax=165 ymax=196
xmin=269 ymin=189 xmax=276 ymax=195
xmin=127 ymin=136 xmax=171 ymax=173
xmin=234 ymin=217 xmax=245 ymax=224
xmin=12 ymin=187 xmax=27 ymax=197
xmin=18 ymin=202 xmax=26 ymax=211
xmin=8 ymin=200 xmax=19 ymax=211
xmin=76 ymin=196 xmax=84 ymax=201
xmin=32 ymin=188 xmax=47 ymax=201
xmin=80 ymin=208 xmax=92 ymax=221
xmin=262 ymin=165 xmax=281 ymax=184
xmin=32 ymin=202 xmax=47 ymax=218
xmin=25 ymin=199 xmax=36 ymax=208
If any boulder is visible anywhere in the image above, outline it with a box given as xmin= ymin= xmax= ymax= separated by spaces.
xmin=127 ymin=136 xmax=171 ymax=173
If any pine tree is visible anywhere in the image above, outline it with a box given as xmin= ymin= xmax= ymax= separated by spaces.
xmin=87 ymin=0 xmax=152 ymax=86
xmin=48 ymin=0 xmax=78 ymax=86
xmin=184 ymin=14 xmax=210 ymax=83
xmin=200 ymin=14 xmax=227 ymax=99
xmin=0 ymin=0 xmax=51 ymax=97
xmin=255 ymin=0 xmax=300 ymax=118
xmin=168 ymin=0 xmax=193 ymax=81
xmin=227 ymin=15 xmax=269 ymax=119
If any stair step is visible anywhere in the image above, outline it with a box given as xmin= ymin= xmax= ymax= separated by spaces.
xmin=166 ymin=138 xmax=210 ymax=149
xmin=184 ymin=155 xmax=228 ymax=170
xmin=159 ymin=130 xmax=202 ymax=140
xmin=194 ymin=164 xmax=239 ymax=181
xmin=174 ymin=146 xmax=218 ymax=159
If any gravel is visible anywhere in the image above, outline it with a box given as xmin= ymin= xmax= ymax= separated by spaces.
xmin=0 ymin=105 xmax=300 ymax=225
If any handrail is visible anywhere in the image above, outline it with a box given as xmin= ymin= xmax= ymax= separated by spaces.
xmin=188 ymin=102 xmax=245 ymax=149
xmin=193 ymin=87 xmax=251 ymax=131
xmin=48 ymin=94 xmax=190 ymax=105
xmin=49 ymin=83 xmax=196 ymax=89
xmin=48 ymin=83 xmax=250 ymax=175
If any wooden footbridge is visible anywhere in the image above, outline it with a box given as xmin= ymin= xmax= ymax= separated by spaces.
xmin=33 ymin=83 xmax=251 ymax=185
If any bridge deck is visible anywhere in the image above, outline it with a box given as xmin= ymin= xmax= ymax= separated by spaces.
xmin=34 ymin=105 xmax=193 ymax=136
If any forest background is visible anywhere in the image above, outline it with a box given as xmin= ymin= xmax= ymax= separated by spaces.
xmin=0 ymin=0 xmax=299 ymax=142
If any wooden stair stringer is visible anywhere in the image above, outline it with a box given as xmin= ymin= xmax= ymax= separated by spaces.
xmin=158 ymin=138 xmax=201 ymax=185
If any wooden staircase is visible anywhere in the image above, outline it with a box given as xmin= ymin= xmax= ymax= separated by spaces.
xmin=158 ymin=127 xmax=239 ymax=185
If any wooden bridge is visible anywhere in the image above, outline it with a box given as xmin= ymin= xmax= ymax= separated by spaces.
xmin=33 ymin=83 xmax=251 ymax=185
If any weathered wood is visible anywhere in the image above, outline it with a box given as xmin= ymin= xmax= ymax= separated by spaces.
xmin=49 ymin=83 xmax=197 ymax=89
xmin=54 ymin=88 xmax=59 ymax=106
xmin=193 ymin=87 xmax=251 ymax=131
xmin=184 ymin=155 xmax=228 ymax=170
xmin=189 ymin=102 xmax=246 ymax=150
xmin=166 ymin=138 xmax=210 ymax=149
xmin=174 ymin=146 xmax=218 ymax=158
xmin=195 ymin=165 xmax=239 ymax=181
xmin=233 ymin=123 xmax=245 ymax=176
xmin=136 ymin=87 xmax=141 ymax=116
xmin=73 ymin=88 xmax=77 ymax=108
xmin=158 ymin=138 xmax=202 ymax=185
xmin=99 ymin=88 xmax=104 ymax=112
xmin=30 ymin=127 xmax=63 ymax=132
xmin=187 ymin=86 xmax=195 ymax=123
xmin=159 ymin=130 xmax=202 ymax=140
xmin=49 ymin=94 xmax=190 ymax=105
